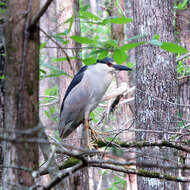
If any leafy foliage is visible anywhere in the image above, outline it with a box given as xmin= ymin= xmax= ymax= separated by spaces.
xmin=175 ymin=0 xmax=189 ymax=9
xmin=107 ymin=175 xmax=126 ymax=190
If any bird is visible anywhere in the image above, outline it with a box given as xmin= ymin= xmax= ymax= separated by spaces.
xmin=59 ymin=57 xmax=132 ymax=146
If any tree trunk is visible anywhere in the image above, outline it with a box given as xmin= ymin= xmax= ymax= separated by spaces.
xmin=57 ymin=0 xmax=89 ymax=189
xmin=109 ymin=0 xmax=137 ymax=189
xmin=3 ymin=1 xmax=39 ymax=189
xmin=39 ymin=0 xmax=59 ymax=187
xmin=0 ymin=12 xmax=5 ymax=186
xmin=176 ymin=3 xmax=190 ymax=190
xmin=134 ymin=0 xmax=179 ymax=189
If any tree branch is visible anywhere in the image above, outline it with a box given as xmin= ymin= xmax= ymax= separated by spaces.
xmin=176 ymin=52 xmax=190 ymax=62
xmin=39 ymin=26 xmax=75 ymax=76
xmin=90 ymin=163 xmax=190 ymax=183
xmin=96 ymin=139 xmax=190 ymax=154
xmin=43 ymin=161 xmax=83 ymax=190
xmin=28 ymin=0 xmax=54 ymax=32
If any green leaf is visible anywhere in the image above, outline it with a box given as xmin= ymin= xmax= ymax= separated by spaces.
xmin=177 ymin=0 xmax=188 ymax=9
xmin=80 ymin=11 xmax=101 ymax=20
xmin=40 ymin=69 xmax=46 ymax=74
xmin=63 ymin=15 xmax=74 ymax=35
xmin=98 ymin=50 xmax=109 ymax=59
xmin=113 ymin=176 xmax=126 ymax=186
xmin=0 ymin=9 xmax=6 ymax=14
xmin=121 ymin=42 xmax=145 ymax=51
xmin=0 ymin=2 xmax=6 ymax=6
xmin=52 ymin=34 xmax=69 ymax=44
xmin=149 ymin=39 xmax=162 ymax=46
xmin=41 ymin=72 xmax=70 ymax=78
xmin=40 ymin=61 xmax=71 ymax=77
xmin=161 ymin=42 xmax=188 ymax=54
xmin=153 ymin=34 xmax=160 ymax=40
xmin=51 ymin=57 xmax=67 ymax=62
xmin=40 ymin=42 xmax=47 ymax=50
xmin=45 ymin=86 xmax=58 ymax=96
xmin=88 ymin=49 xmax=104 ymax=56
xmin=90 ymin=112 xmax=95 ymax=121
xmin=45 ymin=110 xmax=50 ymax=118
xmin=64 ymin=15 xmax=74 ymax=24
xmin=102 ymin=40 xmax=118 ymax=48
xmin=83 ymin=56 xmax=97 ymax=65
xmin=51 ymin=57 xmax=76 ymax=63
xmin=0 ymin=75 xmax=5 ymax=80
xmin=103 ymin=16 xmax=133 ymax=24
xmin=113 ymin=49 xmax=127 ymax=65
xmin=80 ymin=5 xmax=89 ymax=11
xmin=71 ymin=35 xmax=95 ymax=44
xmin=126 ymin=62 xmax=134 ymax=68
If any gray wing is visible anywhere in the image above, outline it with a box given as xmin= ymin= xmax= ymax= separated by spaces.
xmin=59 ymin=75 xmax=90 ymax=138
xmin=60 ymin=65 xmax=88 ymax=114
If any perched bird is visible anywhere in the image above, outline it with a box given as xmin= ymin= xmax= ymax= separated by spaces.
xmin=59 ymin=58 xmax=132 ymax=145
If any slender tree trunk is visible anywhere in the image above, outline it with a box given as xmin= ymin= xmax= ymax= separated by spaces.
xmin=39 ymin=0 xmax=59 ymax=187
xmin=134 ymin=1 xmax=179 ymax=189
xmin=109 ymin=0 xmax=137 ymax=189
xmin=39 ymin=0 xmax=58 ymax=133
xmin=57 ymin=0 xmax=89 ymax=189
xmin=3 ymin=1 xmax=39 ymax=189
xmin=176 ymin=3 xmax=190 ymax=190
xmin=0 ymin=15 xmax=5 ymax=186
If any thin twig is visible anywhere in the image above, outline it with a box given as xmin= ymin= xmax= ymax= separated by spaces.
xmin=43 ymin=161 xmax=83 ymax=190
xmin=137 ymin=88 xmax=190 ymax=107
xmin=178 ymin=75 xmax=190 ymax=80
xmin=39 ymin=26 xmax=75 ymax=76
xmin=45 ymin=46 xmax=96 ymax=49
xmin=176 ymin=52 xmax=190 ymax=62
xmin=39 ymin=95 xmax=59 ymax=99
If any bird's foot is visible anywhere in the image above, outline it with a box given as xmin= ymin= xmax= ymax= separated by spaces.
xmin=88 ymin=127 xmax=107 ymax=143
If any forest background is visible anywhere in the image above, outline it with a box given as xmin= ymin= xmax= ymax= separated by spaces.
xmin=1 ymin=0 xmax=190 ymax=189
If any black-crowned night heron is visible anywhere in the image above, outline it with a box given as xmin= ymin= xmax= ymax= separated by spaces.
xmin=59 ymin=57 xmax=132 ymax=145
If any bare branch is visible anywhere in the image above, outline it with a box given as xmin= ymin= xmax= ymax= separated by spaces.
xmin=39 ymin=26 xmax=75 ymax=75
xmin=90 ymin=163 xmax=190 ymax=183
xmin=43 ymin=161 xmax=83 ymax=190
xmin=28 ymin=0 xmax=54 ymax=32
xmin=176 ymin=52 xmax=190 ymax=62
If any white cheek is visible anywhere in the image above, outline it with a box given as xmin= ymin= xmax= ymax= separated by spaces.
xmin=107 ymin=66 xmax=115 ymax=72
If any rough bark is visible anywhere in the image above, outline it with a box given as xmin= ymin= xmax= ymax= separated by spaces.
xmin=134 ymin=1 xmax=179 ymax=189
xmin=3 ymin=1 xmax=39 ymax=189
xmin=57 ymin=0 xmax=89 ymax=189
xmin=0 ymin=12 xmax=5 ymax=186
xmin=176 ymin=3 xmax=190 ymax=190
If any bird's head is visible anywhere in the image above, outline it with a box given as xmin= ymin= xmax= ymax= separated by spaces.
xmin=95 ymin=57 xmax=132 ymax=73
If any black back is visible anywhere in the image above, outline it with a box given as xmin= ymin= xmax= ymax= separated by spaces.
xmin=60 ymin=65 xmax=88 ymax=113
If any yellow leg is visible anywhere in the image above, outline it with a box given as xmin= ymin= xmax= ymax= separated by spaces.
xmin=84 ymin=120 xmax=109 ymax=147
xmin=88 ymin=126 xmax=108 ymax=143
xmin=84 ymin=119 xmax=90 ymax=148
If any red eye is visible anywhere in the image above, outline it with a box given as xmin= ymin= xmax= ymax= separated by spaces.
xmin=106 ymin=62 xmax=113 ymax=67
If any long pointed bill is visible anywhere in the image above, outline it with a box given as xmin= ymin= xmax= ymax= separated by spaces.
xmin=113 ymin=64 xmax=132 ymax=71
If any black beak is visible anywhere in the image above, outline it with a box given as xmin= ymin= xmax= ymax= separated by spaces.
xmin=113 ymin=64 xmax=132 ymax=71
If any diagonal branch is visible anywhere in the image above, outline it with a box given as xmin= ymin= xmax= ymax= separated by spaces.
xmin=43 ymin=161 xmax=83 ymax=190
xmin=39 ymin=26 xmax=75 ymax=76
xmin=90 ymin=163 xmax=190 ymax=183
xmin=28 ymin=0 xmax=54 ymax=32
